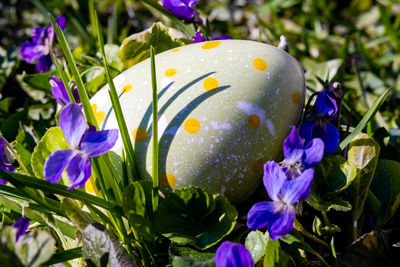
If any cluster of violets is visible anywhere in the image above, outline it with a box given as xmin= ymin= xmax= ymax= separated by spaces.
xmin=215 ymin=89 xmax=340 ymax=266
xmin=20 ymin=16 xmax=66 ymax=72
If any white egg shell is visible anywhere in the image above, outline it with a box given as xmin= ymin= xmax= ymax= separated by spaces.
xmin=90 ymin=40 xmax=305 ymax=203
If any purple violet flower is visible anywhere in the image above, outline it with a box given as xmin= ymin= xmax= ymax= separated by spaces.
xmin=0 ymin=138 xmax=15 ymax=185
xmin=20 ymin=16 xmax=66 ymax=72
xmin=300 ymin=89 xmax=340 ymax=153
xmin=44 ymin=103 xmax=118 ymax=189
xmin=13 ymin=217 xmax=30 ymax=242
xmin=215 ymin=241 xmax=254 ymax=267
xmin=281 ymin=126 xmax=324 ymax=178
xmin=192 ymin=31 xmax=233 ymax=43
xmin=247 ymin=161 xmax=314 ymax=240
xmin=162 ymin=0 xmax=199 ymax=21
xmin=50 ymin=76 xmax=80 ymax=105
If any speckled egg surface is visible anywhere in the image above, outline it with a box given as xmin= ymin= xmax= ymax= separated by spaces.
xmin=90 ymin=40 xmax=305 ymax=203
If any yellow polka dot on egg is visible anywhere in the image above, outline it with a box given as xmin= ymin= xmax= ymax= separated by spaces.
xmin=122 ymin=84 xmax=133 ymax=93
xmin=184 ymin=118 xmax=200 ymax=134
xmin=132 ymin=127 xmax=148 ymax=142
xmin=201 ymin=41 xmax=221 ymax=50
xmin=291 ymin=91 xmax=302 ymax=106
xmin=91 ymin=104 xmax=105 ymax=125
xmin=160 ymin=173 xmax=177 ymax=189
xmin=165 ymin=68 xmax=177 ymax=77
xmin=253 ymin=58 xmax=267 ymax=71
xmin=171 ymin=48 xmax=180 ymax=52
xmin=203 ymin=77 xmax=219 ymax=92
xmin=247 ymin=114 xmax=261 ymax=130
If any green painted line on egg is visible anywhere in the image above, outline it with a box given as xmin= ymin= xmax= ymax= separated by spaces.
xmin=90 ymin=39 xmax=305 ymax=204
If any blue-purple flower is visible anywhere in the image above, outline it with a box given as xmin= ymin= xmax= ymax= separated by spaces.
xmin=300 ymin=89 xmax=339 ymax=153
xmin=0 ymin=138 xmax=14 ymax=185
xmin=247 ymin=161 xmax=314 ymax=240
xmin=215 ymin=241 xmax=254 ymax=267
xmin=162 ymin=0 xmax=199 ymax=21
xmin=44 ymin=103 xmax=118 ymax=189
xmin=281 ymin=126 xmax=324 ymax=178
xmin=20 ymin=16 xmax=66 ymax=72
xmin=13 ymin=217 xmax=30 ymax=242
xmin=192 ymin=31 xmax=233 ymax=43
xmin=50 ymin=76 xmax=80 ymax=105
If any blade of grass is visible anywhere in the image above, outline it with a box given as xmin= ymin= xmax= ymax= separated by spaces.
xmin=339 ymin=88 xmax=390 ymax=150
xmin=141 ymin=0 xmax=195 ymax=36
xmin=0 ymin=170 xmax=122 ymax=215
xmin=150 ymin=46 xmax=159 ymax=212
xmin=51 ymin=53 xmax=76 ymax=104
xmin=95 ymin=11 xmax=139 ymax=182
xmin=42 ymin=247 xmax=83 ymax=266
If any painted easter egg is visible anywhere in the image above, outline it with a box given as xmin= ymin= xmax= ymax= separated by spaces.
xmin=90 ymin=39 xmax=305 ymax=203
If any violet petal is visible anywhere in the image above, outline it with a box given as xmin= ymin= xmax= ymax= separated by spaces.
xmin=247 ymin=201 xmax=281 ymax=230
xmin=299 ymin=121 xmax=315 ymax=143
xmin=66 ymin=154 xmax=91 ymax=190
xmin=50 ymin=76 xmax=70 ymax=105
xmin=13 ymin=217 xmax=30 ymax=242
xmin=80 ymin=129 xmax=118 ymax=158
xmin=315 ymin=89 xmax=337 ymax=118
xmin=20 ymin=41 xmax=42 ymax=62
xmin=55 ymin=16 xmax=67 ymax=30
xmin=281 ymin=168 xmax=314 ymax=204
xmin=44 ymin=149 xmax=74 ymax=184
xmin=36 ymin=54 xmax=52 ymax=72
xmin=283 ymin=126 xmax=304 ymax=164
xmin=302 ymin=137 xmax=324 ymax=168
xmin=215 ymin=241 xmax=254 ymax=267
xmin=268 ymin=206 xmax=296 ymax=240
xmin=59 ymin=103 xmax=88 ymax=149
xmin=263 ymin=161 xmax=287 ymax=202
xmin=312 ymin=122 xmax=339 ymax=154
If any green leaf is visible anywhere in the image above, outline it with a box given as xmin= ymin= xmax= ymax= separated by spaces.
xmin=0 ymin=226 xmax=24 ymax=267
xmin=0 ymin=97 xmax=15 ymax=114
xmin=370 ymin=160 xmax=400 ymax=226
xmin=312 ymin=216 xmax=341 ymax=237
xmin=122 ymin=181 xmax=156 ymax=241
xmin=169 ymin=245 xmax=215 ymax=267
xmin=0 ymin=226 xmax=56 ymax=267
xmin=31 ymin=127 xmax=70 ymax=179
xmin=280 ymin=234 xmax=329 ymax=267
xmin=118 ymin=22 xmax=190 ymax=69
xmin=348 ymin=133 xmax=381 ymax=224
xmin=0 ymin=102 xmax=28 ymax=141
xmin=263 ymin=233 xmax=280 ymax=267
xmin=245 ymin=230 xmax=267 ymax=263
xmin=82 ymin=223 xmax=134 ymax=267
xmin=155 ymin=187 xmax=238 ymax=250
xmin=339 ymin=88 xmax=390 ymax=150
xmin=21 ymin=71 xmax=57 ymax=92
xmin=306 ymin=155 xmax=355 ymax=212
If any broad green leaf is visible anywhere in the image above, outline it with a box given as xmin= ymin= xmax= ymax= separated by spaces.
xmin=118 ymin=22 xmax=190 ymax=69
xmin=0 ymin=102 xmax=28 ymax=141
xmin=42 ymin=247 xmax=83 ymax=265
xmin=280 ymin=234 xmax=329 ymax=267
xmin=155 ymin=187 xmax=237 ymax=250
xmin=31 ymin=127 xmax=70 ymax=179
xmin=62 ymin=198 xmax=93 ymax=231
xmin=348 ymin=133 xmax=380 ymax=223
xmin=370 ymin=160 xmax=400 ymax=226
xmin=245 ymin=230 xmax=267 ymax=263
xmin=82 ymin=223 xmax=134 ymax=267
xmin=1 ymin=226 xmax=56 ymax=267
xmin=21 ymin=71 xmax=57 ymax=92
xmin=169 ymin=245 xmax=215 ymax=267
xmin=122 ymin=181 xmax=156 ymax=241
xmin=84 ymin=67 xmax=120 ymax=94
xmin=306 ymin=155 xmax=355 ymax=212
xmin=0 ymin=97 xmax=15 ymax=114
xmin=263 ymin=233 xmax=280 ymax=267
